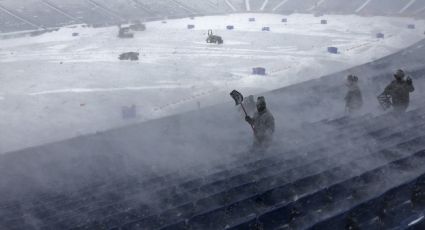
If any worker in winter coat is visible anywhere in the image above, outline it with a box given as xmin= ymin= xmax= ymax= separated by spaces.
xmin=345 ymin=75 xmax=363 ymax=113
xmin=245 ymin=96 xmax=275 ymax=149
xmin=381 ymin=69 xmax=414 ymax=113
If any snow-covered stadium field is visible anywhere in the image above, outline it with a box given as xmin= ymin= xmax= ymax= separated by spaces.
xmin=0 ymin=13 xmax=424 ymax=153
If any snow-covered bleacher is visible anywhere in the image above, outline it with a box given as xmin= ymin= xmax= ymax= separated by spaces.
xmin=359 ymin=0 xmax=415 ymax=15
xmin=318 ymin=0 xmax=370 ymax=14
xmin=0 ymin=0 xmax=69 ymax=28
xmin=1 ymin=1 xmax=425 ymax=229
xmin=1 ymin=0 xmax=425 ymax=33
xmin=0 ymin=10 xmax=34 ymax=33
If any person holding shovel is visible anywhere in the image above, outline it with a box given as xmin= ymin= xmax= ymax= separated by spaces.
xmin=245 ymin=96 xmax=275 ymax=149
xmin=231 ymin=91 xmax=275 ymax=150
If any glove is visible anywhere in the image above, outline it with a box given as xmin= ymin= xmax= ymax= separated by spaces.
xmin=245 ymin=116 xmax=252 ymax=123
xmin=406 ymin=77 xmax=412 ymax=85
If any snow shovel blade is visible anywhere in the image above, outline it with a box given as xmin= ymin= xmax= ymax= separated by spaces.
xmin=230 ymin=90 xmax=244 ymax=106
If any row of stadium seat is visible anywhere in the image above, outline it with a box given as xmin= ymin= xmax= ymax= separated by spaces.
xmin=1 ymin=0 xmax=425 ymax=33
xmin=2 ymin=105 xmax=420 ymax=229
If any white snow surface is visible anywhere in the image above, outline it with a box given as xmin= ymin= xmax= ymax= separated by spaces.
xmin=0 ymin=13 xmax=424 ymax=153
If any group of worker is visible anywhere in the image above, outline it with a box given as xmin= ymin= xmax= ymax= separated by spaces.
xmin=243 ymin=69 xmax=415 ymax=151
xmin=345 ymin=69 xmax=414 ymax=113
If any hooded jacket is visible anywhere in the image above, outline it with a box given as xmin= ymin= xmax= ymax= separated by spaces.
xmin=383 ymin=79 xmax=414 ymax=111
xmin=248 ymin=109 xmax=275 ymax=146
xmin=345 ymin=84 xmax=363 ymax=112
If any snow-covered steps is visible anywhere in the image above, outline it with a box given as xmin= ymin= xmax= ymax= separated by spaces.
xmin=310 ymin=170 xmax=425 ymax=229
xmin=20 ymin=105 xmax=425 ymax=230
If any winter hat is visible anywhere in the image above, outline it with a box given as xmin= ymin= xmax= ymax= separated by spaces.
xmin=394 ymin=69 xmax=405 ymax=79
xmin=347 ymin=75 xmax=358 ymax=83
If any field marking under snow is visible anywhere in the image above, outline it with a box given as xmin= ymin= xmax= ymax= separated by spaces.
xmin=356 ymin=0 xmax=372 ymax=13
xmin=399 ymin=0 xmax=416 ymax=14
